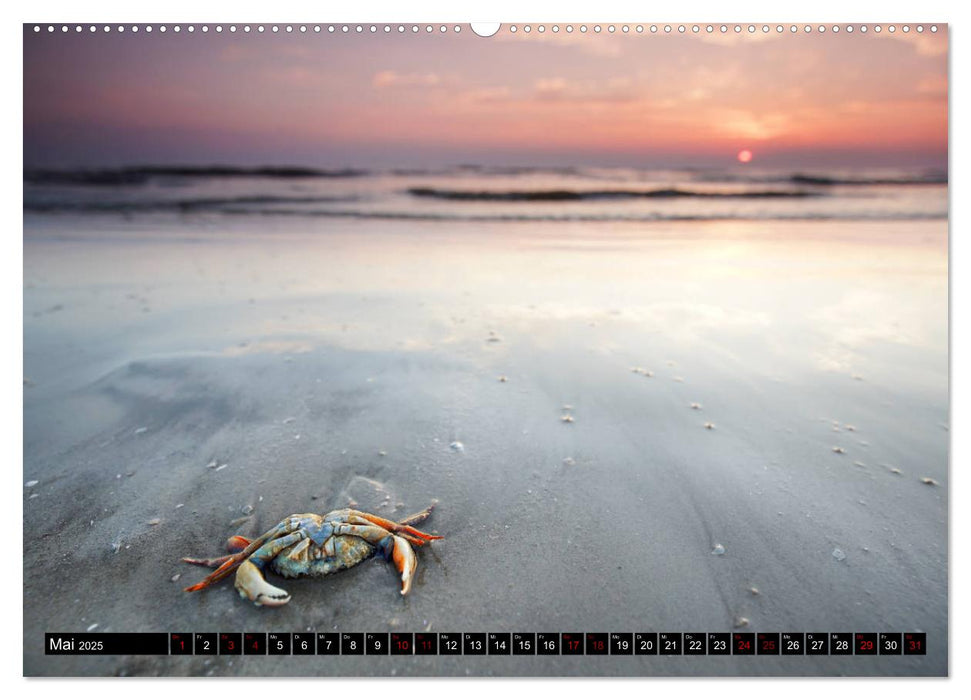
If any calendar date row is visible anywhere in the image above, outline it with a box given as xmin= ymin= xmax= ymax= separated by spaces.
xmin=47 ymin=632 xmax=926 ymax=656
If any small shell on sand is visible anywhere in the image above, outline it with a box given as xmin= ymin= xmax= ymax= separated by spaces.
xmin=214 ymin=464 xmax=227 ymax=472
xmin=25 ymin=480 xmax=39 ymax=488
xmin=920 ymin=477 xmax=939 ymax=486
xmin=704 ymin=422 xmax=715 ymax=430
xmin=378 ymin=450 xmax=387 ymax=456
xmin=497 ymin=375 xmax=508 ymax=382
xmin=832 ymin=446 xmax=845 ymax=454
xmin=690 ymin=403 xmax=701 ymax=410
xmin=147 ymin=518 xmax=161 ymax=526
xmin=171 ymin=574 xmax=181 ymax=582
xmin=889 ymin=467 xmax=902 ymax=475
xmin=673 ymin=376 xmax=684 ymax=383
xmin=748 ymin=587 xmax=760 ymax=596
xmin=711 ymin=543 xmax=725 ymax=555
xmin=845 ymin=424 xmax=857 ymax=431
xmin=832 ymin=548 xmax=846 ymax=561
xmin=562 ymin=457 xmax=576 ymax=466
xmin=561 ymin=415 xmax=575 ymax=423
xmin=734 ymin=617 xmax=750 ymax=628
xmin=206 ymin=460 xmax=218 ymax=469
xmin=449 ymin=441 xmax=465 ymax=452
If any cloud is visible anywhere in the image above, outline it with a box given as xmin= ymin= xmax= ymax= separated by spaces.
xmin=372 ymin=71 xmax=442 ymax=88
xmin=459 ymin=86 xmax=513 ymax=104
xmin=917 ymin=74 xmax=948 ymax=97
xmin=881 ymin=30 xmax=948 ymax=57
xmin=710 ymin=108 xmax=794 ymax=140
xmin=492 ymin=28 xmax=624 ymax=57
xmin=535 ymin=77 xmax=569 ymax=97
xmin=693 ymin=28 xmax=783 ymax=46
xmin=531 ymin=76 xmax=638 ymax=104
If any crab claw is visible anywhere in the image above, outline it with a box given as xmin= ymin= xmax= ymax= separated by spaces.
xmin=391 ymin=535 xmax=418 ymax=595
xmin=235 ymin=560 xmax=291 ymax=606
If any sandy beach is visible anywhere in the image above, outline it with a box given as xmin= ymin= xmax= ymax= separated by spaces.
xmin=22 ymin=212 xmax=947 ymax=676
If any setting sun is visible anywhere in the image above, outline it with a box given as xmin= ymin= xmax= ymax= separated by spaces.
xmin=22 ymin=28 xmax=947 ymax=168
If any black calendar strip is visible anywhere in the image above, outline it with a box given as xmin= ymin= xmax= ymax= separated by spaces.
xmin=45 ymin=633 xmax=169 ymax=655
xmin=46 ymin=632 xmax=926 ymax=656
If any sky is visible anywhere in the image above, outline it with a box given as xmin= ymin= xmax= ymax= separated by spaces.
xmin=22 ymin=25 xmax=948 ymax=169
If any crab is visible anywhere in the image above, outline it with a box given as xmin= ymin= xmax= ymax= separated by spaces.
xmin=183 ymin=504 xmax=442 ymax=606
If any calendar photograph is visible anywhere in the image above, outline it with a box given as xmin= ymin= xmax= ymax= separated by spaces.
xmin=22 ymin=22 xmax=948 ymax=676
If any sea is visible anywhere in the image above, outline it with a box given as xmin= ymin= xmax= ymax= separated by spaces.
xmin=23 ymin=164 xmax=947 ymax=225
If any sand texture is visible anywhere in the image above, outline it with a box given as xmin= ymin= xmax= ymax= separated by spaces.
xmin=24 ymin=218 xmax=948 ymax=676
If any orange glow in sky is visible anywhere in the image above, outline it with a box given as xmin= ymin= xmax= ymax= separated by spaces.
xmin=23 ymin=27 xmax=949 ymax=168
xmin=737 ymin=150 xmax=754 ymax=164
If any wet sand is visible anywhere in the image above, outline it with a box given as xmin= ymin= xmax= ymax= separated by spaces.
xmin=23 ymin=216 xmax=948 ymax=676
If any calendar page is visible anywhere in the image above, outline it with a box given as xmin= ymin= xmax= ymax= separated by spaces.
xmin=23 ymin=19 xmax=948 ymax=677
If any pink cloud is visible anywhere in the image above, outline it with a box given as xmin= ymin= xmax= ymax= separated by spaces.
xmin=372 ymin=70 xmax=442 ymax=88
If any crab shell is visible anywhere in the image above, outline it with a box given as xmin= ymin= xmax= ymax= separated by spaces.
xmin=183 ymin=506 xmax=441 ymax=606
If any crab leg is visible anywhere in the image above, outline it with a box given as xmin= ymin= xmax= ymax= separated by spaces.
xmin=343 ymin=510 xmax=442 ymax=546
xmin=234 ymin=531 xmax=307 ymax=606
xmin=389 ymin=536 xmax=418 ymax=595
xmin=182 ymin=535 xmax=253 ymax=569
xmin=182 ymin=554 xmax=234 ymax=569
xmin=226 ymin=535 xmax=252 ymax=553
xmin=183 ymin=516 xmax=309 ymax=593
xmin=398 ymin=502 xmax=437 ymax=527
xmin=331 ymin=523 xmax=423 ymax=595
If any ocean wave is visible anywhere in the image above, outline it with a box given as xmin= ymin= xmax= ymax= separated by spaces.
xmin=42 ymin=206 xmax=936 ymax=224
xmin=690 ymin=171 xmax=948 ymax=186
xmin=406 ymin=187 xmax=821 ymax=201
xmin=23 ymin=166 xmax=370 ymax=186
xmin=24 ymin=165 xmax=949 ymax=188
xmin=787 ymin=173 xmax=948 ymax=186
xmin=23 ymin=194 xmax=361 ymax=213
xmin=271 ymin=209 xmax=944 ymax=222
